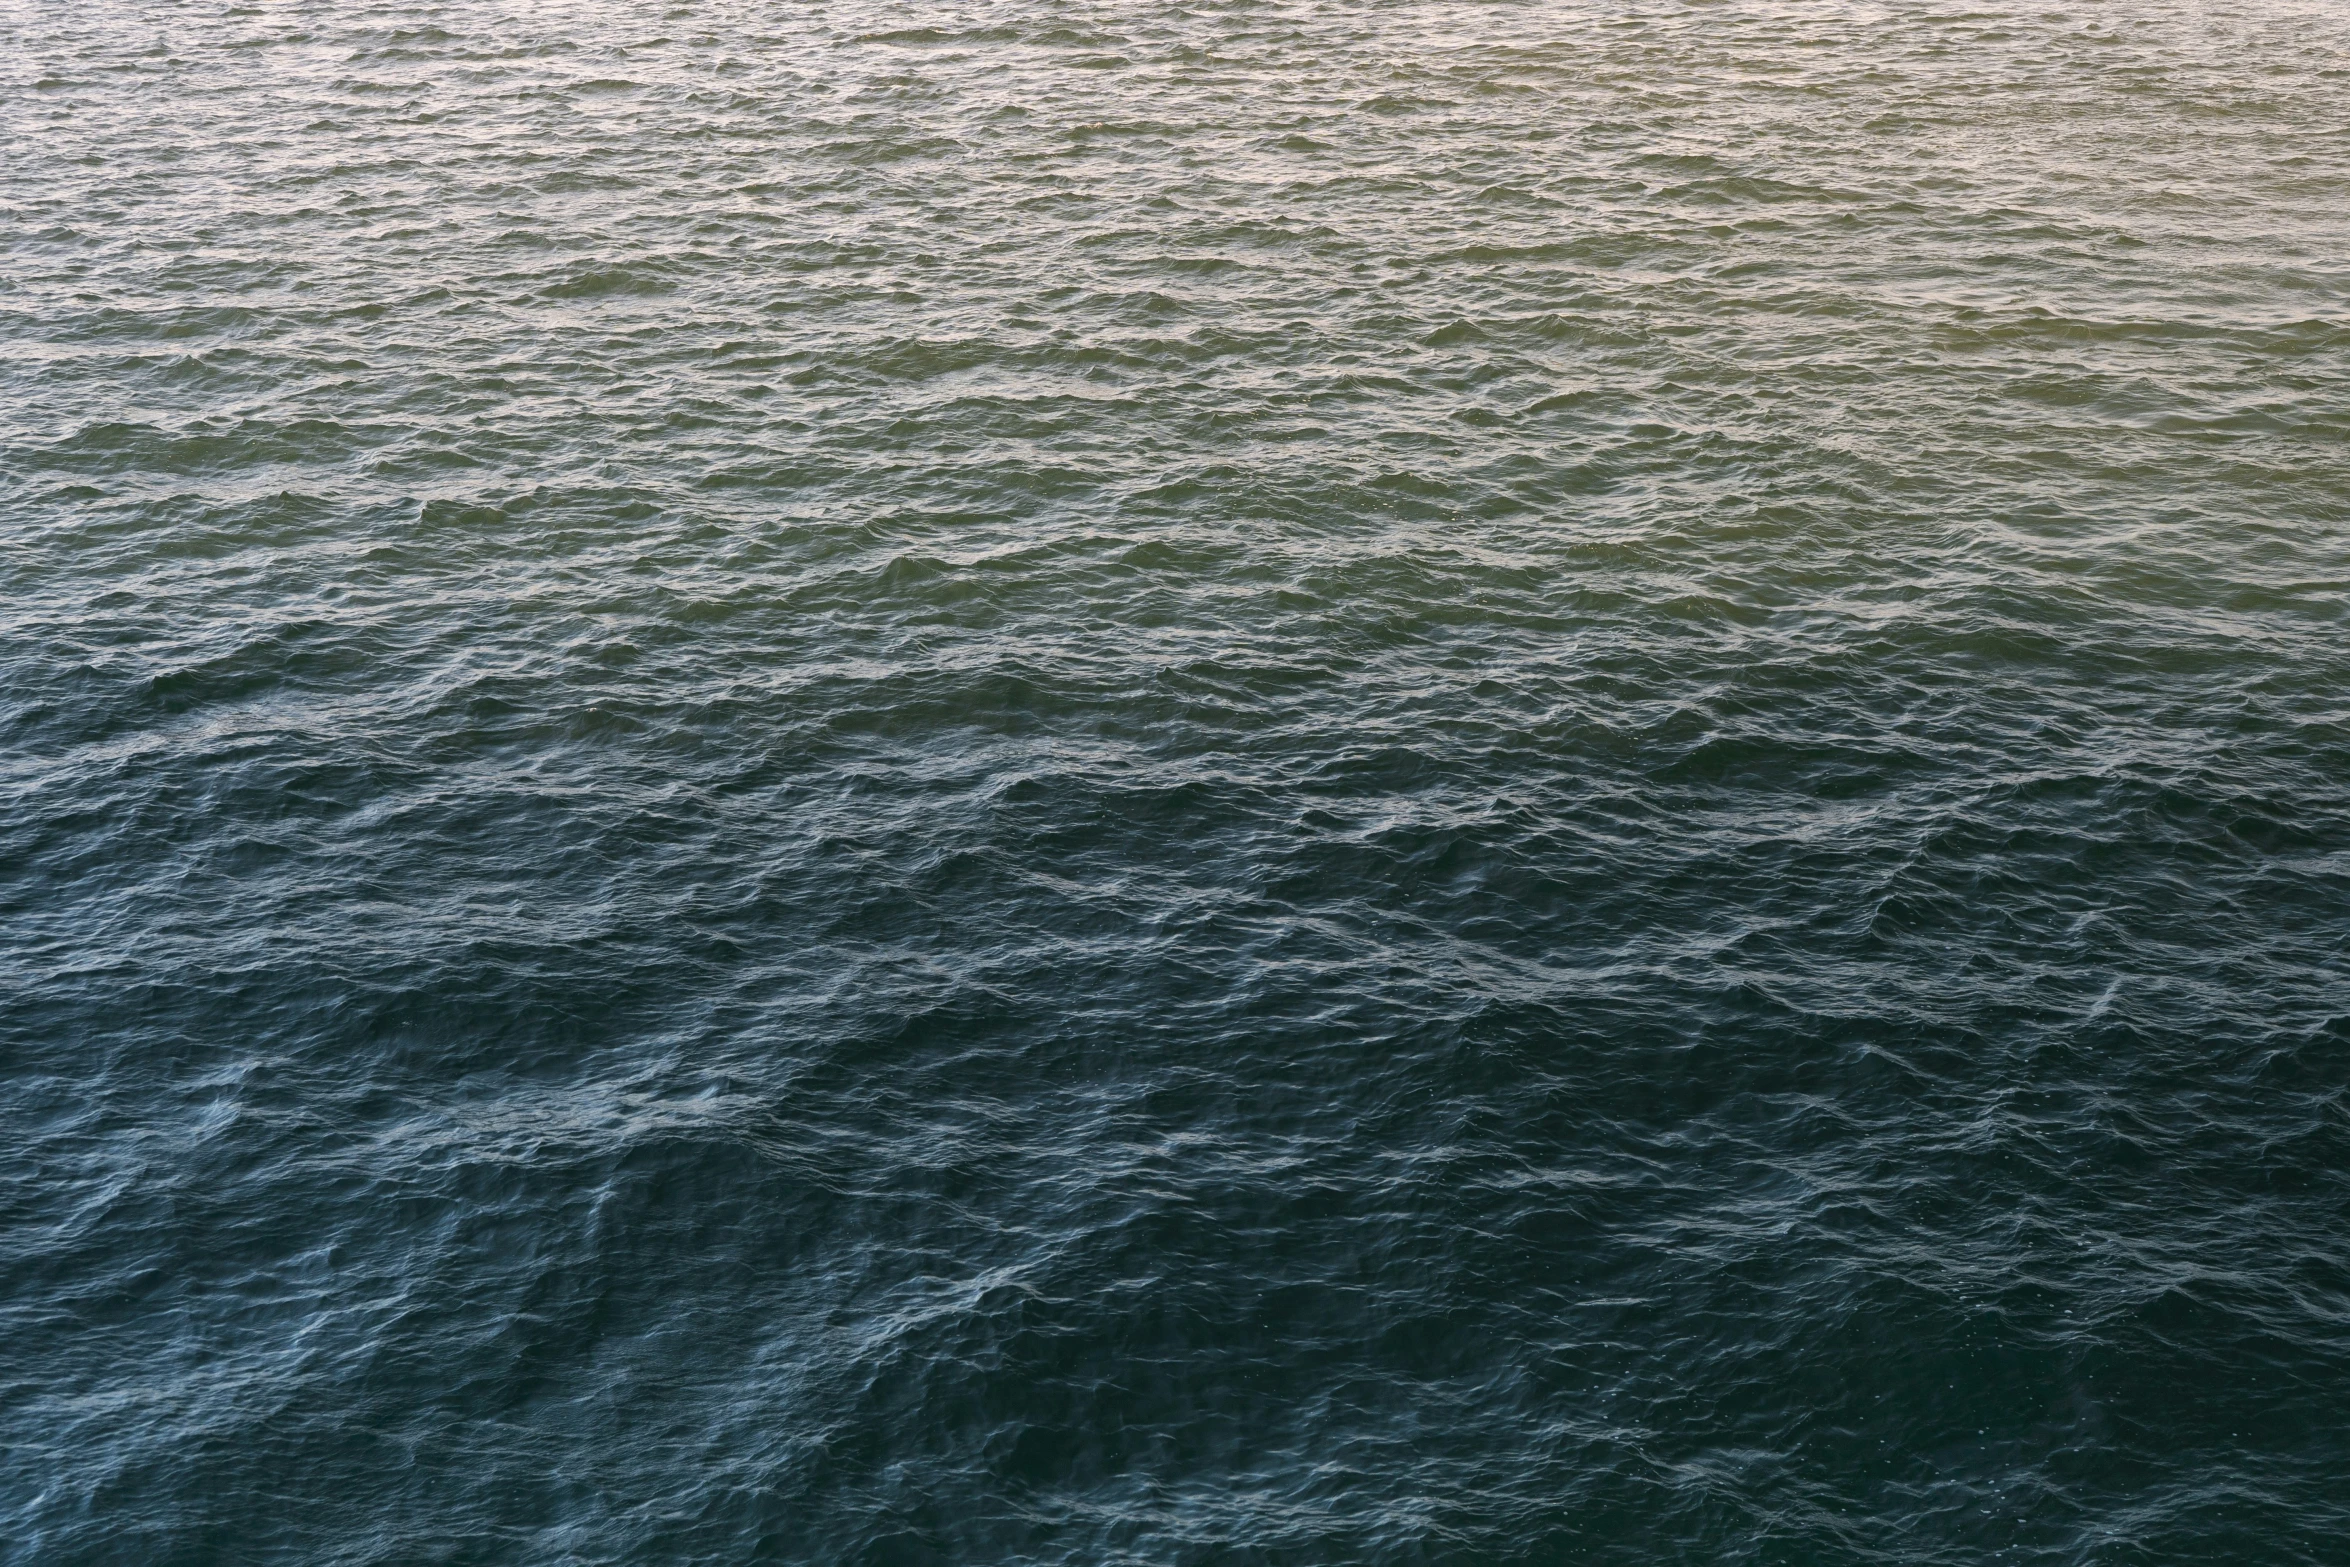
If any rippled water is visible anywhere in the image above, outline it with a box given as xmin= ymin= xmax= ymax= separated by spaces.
xmin=6 ymin=0 xmax=2349 ymax=1560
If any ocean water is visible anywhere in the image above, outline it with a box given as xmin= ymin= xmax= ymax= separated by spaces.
xmin=4 ymin=0 xmax=2348 ymax=1560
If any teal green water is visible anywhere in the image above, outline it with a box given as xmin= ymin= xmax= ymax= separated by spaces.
xmin=5 ymin=1 xmax=2349 ymax=1561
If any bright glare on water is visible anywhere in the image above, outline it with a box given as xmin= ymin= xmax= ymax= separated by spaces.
xmin=4 ymin=1 xmax=2348 ymax=1562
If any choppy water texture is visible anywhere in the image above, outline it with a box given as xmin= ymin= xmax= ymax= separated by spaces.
xmin=6 ymin=0 xmax=2350 ymax=1561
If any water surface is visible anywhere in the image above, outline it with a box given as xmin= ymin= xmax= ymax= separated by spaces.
xmin=5 ymin=1 xmax=2349 ymax=1561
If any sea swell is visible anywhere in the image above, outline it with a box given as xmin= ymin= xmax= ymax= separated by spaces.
xmin=4 ymin=0 xmax=2348 ymax=1562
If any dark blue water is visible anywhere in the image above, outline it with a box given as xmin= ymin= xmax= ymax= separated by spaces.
xmin=5 ymin=1 xmax=2348 ymax=1561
